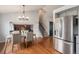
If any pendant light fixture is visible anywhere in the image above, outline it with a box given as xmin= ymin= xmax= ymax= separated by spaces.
xmin=18 ymin=5 xmax=29 ymax=20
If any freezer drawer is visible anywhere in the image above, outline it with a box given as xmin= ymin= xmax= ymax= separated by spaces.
xmin=76 ymin=44 xmax=79 ymax=54
xmin=63 ymin=41 xmax=74 ymax=54
xmin=76 ymin=36 xmax=79 ymax=44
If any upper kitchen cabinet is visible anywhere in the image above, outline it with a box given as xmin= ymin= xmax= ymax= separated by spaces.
xmin=54 ymin=17 xmax=64 ymax=39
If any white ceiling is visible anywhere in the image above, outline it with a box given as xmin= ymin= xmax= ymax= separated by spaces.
xmin=0 ymin=5 xmax=63 ymax=13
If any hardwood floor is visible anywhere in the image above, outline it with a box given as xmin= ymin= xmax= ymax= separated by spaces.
xmin=14 ymin=37 xmax=60 ymax=54
xmin=1 ymin=37 xmax=60 ymax=54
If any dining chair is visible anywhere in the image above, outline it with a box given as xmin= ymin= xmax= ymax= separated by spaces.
xmin=26 ymin=32 xmax=33 ymax=47
xmin=12 ymin=34 xmax=21 ymax=52
xmin=3 ymin=36 xmax=12 ymax=54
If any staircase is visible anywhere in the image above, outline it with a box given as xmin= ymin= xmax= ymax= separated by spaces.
xmin=39 ymin=21 xmax=48 ymax=37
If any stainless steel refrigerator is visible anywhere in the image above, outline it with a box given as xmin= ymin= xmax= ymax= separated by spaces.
xmin=53 ymin=16 xmax=79 ymax=54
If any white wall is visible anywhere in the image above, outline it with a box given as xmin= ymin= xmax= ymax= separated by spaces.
xmin=0 ymin=11 xmax=42 ymax=42
xmin=0 ymin=14 xmax=5 ymax=42
xmin=0 ymin=14 xmax=1 ymax=39
xmin=43 ymin=12 xmax=53 ymax=35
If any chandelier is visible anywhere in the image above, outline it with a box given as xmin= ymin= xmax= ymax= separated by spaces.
xmin=18 ymin=5 xmax=29 ymax=20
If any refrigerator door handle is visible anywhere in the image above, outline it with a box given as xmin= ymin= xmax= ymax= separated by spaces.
xmin=64 ymin=40 xmax=73 ymax=43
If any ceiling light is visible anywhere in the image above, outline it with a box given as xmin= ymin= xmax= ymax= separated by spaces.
xmin=18 ymin=5 xmax=29 ymax=21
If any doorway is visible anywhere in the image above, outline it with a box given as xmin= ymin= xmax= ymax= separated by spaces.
xmin=49 ymin=22 xmax=53 ymax=36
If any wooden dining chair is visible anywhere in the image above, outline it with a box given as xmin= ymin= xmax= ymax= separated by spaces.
xmin=3 ymin=36 xmax=13 ymax=54
xmin=26 ymin=32 xmax=33 ymax=47
xmin=12 ymin=34 xmax=21 ymax=52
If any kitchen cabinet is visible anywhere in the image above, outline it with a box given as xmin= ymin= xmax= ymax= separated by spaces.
xmin=54 ymin=37 xmax=63 ymax=53
xmin=57 ymin=39 xmax=63 ymax=53
xmin=54 ymin=38 xmax=58 ymax=50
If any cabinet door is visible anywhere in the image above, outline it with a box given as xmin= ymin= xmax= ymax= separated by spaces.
xmin=57 ymin=39 xmax=63 ymax=53
xmin=54 ymin=17 xmax=64 ymax=39
xmin=53 ymin=38 xmax=64 ymax=53
xmin=54 ymin=38 xmax=58 ymax=50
